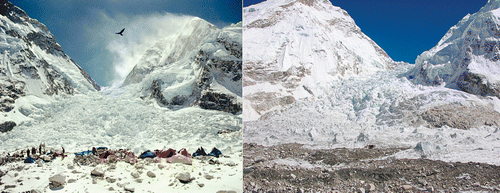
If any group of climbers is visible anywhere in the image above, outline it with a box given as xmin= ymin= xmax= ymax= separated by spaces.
xmin=8 ymin=144 xmax=223 ymax=165
xmin=12 ymin=143 xmax=67 ymax=163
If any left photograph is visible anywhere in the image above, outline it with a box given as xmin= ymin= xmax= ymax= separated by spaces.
xmin=0 ymin=0 xmax=242 ymax=192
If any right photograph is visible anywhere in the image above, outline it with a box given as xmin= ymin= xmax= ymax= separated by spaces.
xmin=243 ymin=0 xmax=500 ymax=192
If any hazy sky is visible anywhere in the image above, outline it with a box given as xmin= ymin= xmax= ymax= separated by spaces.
xmin=11 ymin=0 xmax=242 ymax=87
xmin=244 ymin=0 xmax=488 ymax=64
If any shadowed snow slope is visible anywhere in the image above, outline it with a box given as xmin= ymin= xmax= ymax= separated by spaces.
xmin=407 ymin=0 xmax=500 ymax=98
xmin=243 ymin=0 xmax=394 ymax=121
xmin=0 ymin=0 xmax=100 ymax=126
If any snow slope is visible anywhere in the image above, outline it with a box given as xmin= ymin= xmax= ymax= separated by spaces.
xmin=407 ymin=0 xmax=500 ymax=98
xmin=0 ymin=0 xmax=100 ymax=126
xmin=124 ymin=18 xmax=242 ymax=115
xmin=243 ymin=0 xmax=394 ymax=121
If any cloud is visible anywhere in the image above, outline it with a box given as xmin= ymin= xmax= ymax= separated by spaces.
xmin=83 ymin=11 xmax=196 ymax=86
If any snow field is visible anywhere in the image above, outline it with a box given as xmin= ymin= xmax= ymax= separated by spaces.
xmin=1 ymin=90 xmax=242 ymax=157
xmin=244 ymin=64 xmax=500 ymax=165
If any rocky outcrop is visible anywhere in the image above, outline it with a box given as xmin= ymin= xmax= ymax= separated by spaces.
xmin=457 ymin=72 xmax=500 ymax=98
xmin=149 ymin=79 xmax=168 ymax=106
xmin=0 ymin=80 xmax=24 ymax=112
xmin=199 ymin=91 xmax=241 ymax=114
xmin=0 ymin=121 xmax=16 ymax=132
xmin=421 ymin=104 xmax=500 ymax=130
xmin=193 ymin=41 xmax=242 ymax=114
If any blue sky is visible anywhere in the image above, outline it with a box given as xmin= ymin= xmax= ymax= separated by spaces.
xmin=244 ymin=0 xmax=488 ymax=64
xmin=10 ymin=0 xmax=242 ymax=87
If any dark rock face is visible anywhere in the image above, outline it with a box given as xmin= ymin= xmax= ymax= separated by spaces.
xmin=199 ymin=91 xmax=241 ymax=115
xmin=170 ymin=95 xmax=187 ymax=106
xmin=0 ymin=80 xmax=25 ymax=112
xmin=26 ymin=32 xmax=64 ymax=56
xmin=0 ymin=121 xmax=16 ymax=132
xmin=149 ymin=79 xmax=168 ymax=106
xmin=216 ymin=38 xmax=242 ymax=60
xmin=193 ymin=38 xmax=242 ymax=114
xmin=457 ymin=72 xmax=500 ymax=98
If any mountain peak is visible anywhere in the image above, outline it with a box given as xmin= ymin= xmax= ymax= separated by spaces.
xmin=1 ymin=0 xmax=100 ymax=124
xmin=243 ymin=0 xmax=394 ymax=121
xmin=408 ymin=0 xmax=500 ymax=98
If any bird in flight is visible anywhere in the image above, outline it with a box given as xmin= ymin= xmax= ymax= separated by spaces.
xmin=116 ymin=28 xmax=125 ymax=36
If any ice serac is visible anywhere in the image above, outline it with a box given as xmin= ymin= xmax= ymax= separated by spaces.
xmin=0 ymin=0 xmax=100 ymax=125
xmin=407 ymin=0 xmax=500 ymax=98
xmin=243 ymin=0 xmax=394 ymax=121
xmin=124 ymin=18 xmax=242 ymax=114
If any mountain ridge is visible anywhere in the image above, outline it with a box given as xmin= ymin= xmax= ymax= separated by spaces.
xmin=407 ymin=0 xmax=500 ymax=98
xmin=0 ymin=0 xmax=100 ymax=129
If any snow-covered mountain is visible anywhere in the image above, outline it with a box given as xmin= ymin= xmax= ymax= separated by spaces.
xmin=0 ymin=0 xmax=100 ymax=131
xmin=123 ymin=18 xmax=242 ymax=114
xmin=0 ymin=5 xmax=243 ymax=191
xmin=243 ymin=0 xmax=394 ymax=121
xmin=407 ymin=0 xmax=500 ymax=98
xmin=244 ymin=0 xmax=500 ymax=165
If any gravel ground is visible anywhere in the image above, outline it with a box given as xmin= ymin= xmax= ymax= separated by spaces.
xmin=243 ymin=143 xmax=500 ymax=192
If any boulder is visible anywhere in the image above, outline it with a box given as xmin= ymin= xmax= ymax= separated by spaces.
xmin=49 ymin=174 xmax=66 ymax=188
xmin=91 ymin=167 xmax=105 ymax=177
xmin=176 ymin=172 xmax=192 ymax=183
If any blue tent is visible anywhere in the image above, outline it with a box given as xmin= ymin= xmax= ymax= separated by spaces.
xmin=209 ymin=148 xmax=222 ymax=158
xmin=75 ymin=150 xmax=93 ymax=156
xmin=24 ymin=157 xmax=34 ymax=163
xmin=139 ymin=150 xmax=156 ymax=159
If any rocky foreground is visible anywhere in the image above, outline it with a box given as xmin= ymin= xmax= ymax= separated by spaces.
xmin=0 ymin=147 xmax=242 ymax=193
xmin=243 ymin=143 xmax=500 ymax=192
